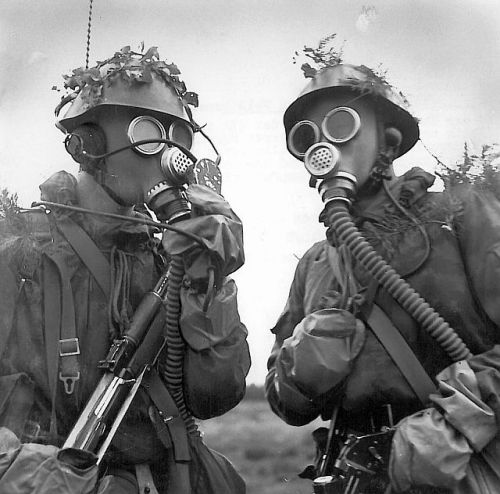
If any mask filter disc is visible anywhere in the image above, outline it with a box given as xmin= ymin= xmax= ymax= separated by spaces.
xmin=161 ymin=147 xmax=194 ymax=185
xmin=304 ymin=142 xmax=340 ymax=178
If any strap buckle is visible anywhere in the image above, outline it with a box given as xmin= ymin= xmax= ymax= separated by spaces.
xmin=59 ymin=371 xmax=80 ymax=394
xmin=59 ymin=337 xmax=80 ymax=356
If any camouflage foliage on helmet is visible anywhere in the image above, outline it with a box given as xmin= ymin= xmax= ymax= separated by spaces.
xmin=286 ymin=34 xmax=420 ymax=157
xmin=54 ymin=45 xmax=199 ymax=118
xmin=293 ymin=33 xmax=411 ymax=111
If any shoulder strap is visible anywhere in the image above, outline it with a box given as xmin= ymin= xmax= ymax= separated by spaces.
xmin=366 ymin=304 xmax=436 ymax=405
xmin=42 ymin=255 xmax=60 ymax=437
xmin=55 ymin=215 xmax=111 ymax=298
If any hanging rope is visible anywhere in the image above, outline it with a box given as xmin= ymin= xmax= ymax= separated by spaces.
xmin=85 ymin=0 xmax=94 ymax=69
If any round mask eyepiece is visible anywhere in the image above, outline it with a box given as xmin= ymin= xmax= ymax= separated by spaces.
xmin=64 ymin=133 xmax=85 ymax=161
xmin=322 ymin=107 xmax=361 ymax=144
xmin=128 ymin=115 xmax=166 ymax=155
xmin=169 ymin=120 xmax=194 ymax=150
xmin=287 ymin=120 xmax=321 ymax=158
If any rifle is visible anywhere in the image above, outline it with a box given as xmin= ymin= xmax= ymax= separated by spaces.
xmin=63 ymin=271 xmax=171 ymax=463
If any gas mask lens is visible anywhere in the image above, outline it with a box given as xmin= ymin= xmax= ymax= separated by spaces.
xmin=169 ymin=120 xmax=194 ymax=150
xmin=322 ymin=107 xmax=361 ymax=143
xmin=128 ymin=116 xmax=166 ymax=155
xmin=288 ymin=120 xmax=320 ymax=158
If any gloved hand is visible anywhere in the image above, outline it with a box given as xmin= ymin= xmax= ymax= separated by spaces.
xmin=276 ymin=308 xmax=366 ymax=400
xmin=161 ymin=184 xmax=244 ymax=285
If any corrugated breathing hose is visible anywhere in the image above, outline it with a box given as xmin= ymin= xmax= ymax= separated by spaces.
xmin=324 ymin=199 xmax=471 ymax=362
xmin=162 ymin=256 xmax=200 ymax=436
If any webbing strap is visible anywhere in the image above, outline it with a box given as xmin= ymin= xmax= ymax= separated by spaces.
xmin=42 ymin=256 xmax=61 ymax=436
xmin=142 ymin=370 xmax=192 ymax=494
xmin=142 ymin=368 xmax=191 ymax=463
xmin=43 ymin=253 xmax=80 ymax=398
xmin=135 ymin=464 xmax=159 ymax=494
xmin=367 ymin=304 xmax=436 ymax=405
xmin=56 ymin=216 xmax=111 ymax=298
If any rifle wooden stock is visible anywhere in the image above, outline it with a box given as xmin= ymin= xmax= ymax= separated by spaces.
xmin=63 ymin=272 xmax=169 ymax=458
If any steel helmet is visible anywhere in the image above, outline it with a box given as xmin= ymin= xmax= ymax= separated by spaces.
xmin=284 ymin=64 xmax=419 ymax=158
xmin=56 ymin=47 xmax=196 ymax=134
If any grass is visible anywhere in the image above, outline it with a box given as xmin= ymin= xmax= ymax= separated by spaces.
xmin=198 ymin=398 xmax=325 ymax=494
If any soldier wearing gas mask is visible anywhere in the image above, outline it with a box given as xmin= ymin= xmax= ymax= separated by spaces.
xmin=0 ymin=47 xmax=250 ymax=493
xmin=266 ymin=62 xmax=500 ymax=493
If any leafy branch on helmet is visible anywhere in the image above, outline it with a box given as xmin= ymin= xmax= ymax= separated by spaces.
xmin=293 ymin=33 xmax=345 ymax=77
xmin=342 ymin=64 xmax=410 ymax=109
xmin=53 ymin=45 xmax=199 ymax=115
xmin=294 ymin=33 xmax=411 ymax=109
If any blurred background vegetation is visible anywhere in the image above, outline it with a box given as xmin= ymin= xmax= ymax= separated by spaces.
xmin=199 ymin=384 xmax=324 ymax=494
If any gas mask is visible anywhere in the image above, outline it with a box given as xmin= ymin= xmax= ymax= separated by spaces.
xmin=64 ymin=109 xmax=221 ymax=223
xmin=56 ymin=48 xmax=220 ymax=222
xmin=125 ymin=113 xmax=196 ymax=222
xmin=284 ymin=64 xmax=419 ymax=205
xmin=287 ymin=94 xmax=381 ymax=202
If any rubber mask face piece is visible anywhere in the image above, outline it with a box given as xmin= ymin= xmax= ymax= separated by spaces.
xmin=99 ymin=109 xmax=167 ymax=206
xmin=293 ymin=93 xmax=379 ymax=188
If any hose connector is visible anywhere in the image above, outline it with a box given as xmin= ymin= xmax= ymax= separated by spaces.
xmin=319 ymin=172 xmax=358 ymax=206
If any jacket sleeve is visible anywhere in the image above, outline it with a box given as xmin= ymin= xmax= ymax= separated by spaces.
xmin=180 ymin=277 xmax=250 ymax=420
xmin=265 ymin=248 xmax=319 ymax=426
xmin=161 ymin=185 xmax=249 ymax=419
xmin=389 ymin=346 xmax=500 ymax=492
xmin=264 ymin=243 xmax=365 ymax=426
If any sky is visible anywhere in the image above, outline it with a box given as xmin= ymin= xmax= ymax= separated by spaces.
xmin=1 ymin=0 xmax=500 ymax=384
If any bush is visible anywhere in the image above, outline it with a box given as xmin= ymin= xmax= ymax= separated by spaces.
xmin=244 ymin=383 xmax=266 ymax=401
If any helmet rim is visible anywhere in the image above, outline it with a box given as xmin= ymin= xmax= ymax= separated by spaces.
xmin=58 ymin=73 xmax=193 ymax=133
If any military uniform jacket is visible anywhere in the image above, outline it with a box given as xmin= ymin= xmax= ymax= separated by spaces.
xmin=266 ymin=168 xmax=500 ymax=426
xmin=0 ymin=171 xmax=250 ymax=466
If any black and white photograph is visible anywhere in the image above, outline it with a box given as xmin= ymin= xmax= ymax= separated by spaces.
xmin=1 ymin=1 xmax=500 ymax=493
